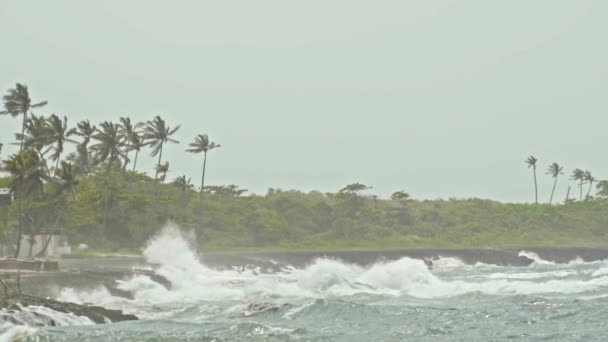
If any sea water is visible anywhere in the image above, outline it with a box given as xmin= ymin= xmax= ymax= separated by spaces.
xmin=3 ymin=227 xmax=608 ymax=341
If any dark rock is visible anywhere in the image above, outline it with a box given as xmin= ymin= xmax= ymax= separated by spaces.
xmin=0 ymin=294 xmax=138 ymax=324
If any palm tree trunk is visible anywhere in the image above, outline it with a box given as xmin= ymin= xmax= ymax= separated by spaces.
xmin=132 ymin=150 xmax=139 ymax=172
xmin=579 ymin=181 xmax=583 ymax=201
xmin=199 ymin=152 xmax=207 ymax=227
xmin=19 ymin=112 xmax=27 ymax=152
xmin=13 ymin=186 xmax=23 ymax=258
xmin=549 ymin=176 xmax=558 ymax=205
xmin=155 ymin=144 xmax=163 ymax=180
xmin=102 ymin=156 xmax=114 ymax=230
xmin=564 ymin=186 xmax=571 ymax=205
xmin=200 ymin=152 xmax=207 ymax=198
xmin=124 ymin=142 xmax=131 ymax=170
xmin=37 ymin=233 xmax=53 ymax=257
xmin=533 ymin=167 xmax=538 ymax=205
xmin=55 ymin=157 xmax=60 ymax=173
xmin=587 ymin=181 xmax=594 ymax=200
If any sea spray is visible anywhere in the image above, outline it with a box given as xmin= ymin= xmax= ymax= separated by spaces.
xmin=57 ymin=224 xmax=608 ymax=314
xmin=518 ymin=251 xmax=555 ymax=265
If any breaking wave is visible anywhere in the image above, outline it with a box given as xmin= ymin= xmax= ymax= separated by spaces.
xmin=56 ymin=225 xmax=608 ymax=315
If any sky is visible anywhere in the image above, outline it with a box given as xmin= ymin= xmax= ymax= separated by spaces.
xmin=0 ymin=1 xmax=607 ymax=202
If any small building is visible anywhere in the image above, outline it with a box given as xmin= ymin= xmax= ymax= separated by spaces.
xmin=0 ymin=188 xmax=12 ymax=206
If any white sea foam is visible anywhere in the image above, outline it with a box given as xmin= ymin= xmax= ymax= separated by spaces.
xmin=0 ymin=325 xmax=38 ymax=342
xmin=57 ymin=225 xmax=608 ymax=310
xmin=518 ymin=251 xmax=555 ymax=265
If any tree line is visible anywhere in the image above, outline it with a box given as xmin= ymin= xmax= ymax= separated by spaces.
xmin=0 ymin=84 xmax=607 ymax=254
xmin=525 ymin=156 xmax=606 ymax=205
xmin=0 ymin=83 xmax=220 ymax=256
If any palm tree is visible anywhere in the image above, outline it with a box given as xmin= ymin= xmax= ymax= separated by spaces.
xmin=46 ymin=114 xmax=76 ymax=171
xmin=547 ymin=163 xmax=564 ymax=205
xmin=525 ymin=156 xmax=539 ymax=205
xmin=571 ymin=169 xmax=585 ymax=201
xmin=90 ymin=122 xmax=127 ymax=173
xmin=118 ymin=117 xmax=143 ymax=170
xmin=68 ymin=120 xmax=96 ymax=173
xmin=2 ymin=150 xmax=46 ymax=257
xmin=156 ymin=162 xmax=170 ymax=183
xmin=597 ymin=180 xmax=608 ymax=199
xmin=53 ymin=161 xmax=80 ymax=197
xmin=16 ymin=114 xmax=52 ymax=157
xmin=90 ymin=122 xmax=127 ymax=229
xmin=172 ymin=175 xmax=193 ymax=192
xmin=584 ymin=171 xmax=596 ymax=201
xmin=37 ymin=161 xmax=80 ymax=257
xmin=143 ymin=116 xmax=180 ymax=180
xmin=0 ymin=84 xmax=47 ymax=152
xmin=186 ymin=134 xmax=221 ymax=197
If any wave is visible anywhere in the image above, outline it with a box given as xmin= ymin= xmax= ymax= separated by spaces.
xmin=0 ymin=325 xmax=38 ymax=342
xmin=517 ymin=251 xmax=555 ymax=265
xmin=57 ymin=225 xmax=608 ymax=311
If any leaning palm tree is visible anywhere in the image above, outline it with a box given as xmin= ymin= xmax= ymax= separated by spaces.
xmin=547 ymin=162 xmax=564 ymax=205
xmin=0 ymin=84 xmax=47 ymax=152
xmin=143 ymin=116 xmax=180 ymax=180
xmin=570 ymin=169 xmax=585 ymax=201
xmin=46 ymin=114 xmax=76 ymax=171
xmin=15 ymin=114 xmax=52 ymax=157
xmin=117 ymin=117 xmax=144 ymax=170
xmin=186 ymin=134 xmax=220 ymax=197
xmin=525 ymin=156 xmax=539 ymax=205
xmin=90 ymin=122 xmax=127 ymax=229
xmin=584 ymin=171 xmax=596 ymax=201
xmin=68 ymin=120 xmax=96 ymax=173
xmin=2 ymin=150 xmax=46 ymax=257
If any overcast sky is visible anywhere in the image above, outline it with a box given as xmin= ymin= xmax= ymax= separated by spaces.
xmin=1 ymin=1 xmax=607 ymax=202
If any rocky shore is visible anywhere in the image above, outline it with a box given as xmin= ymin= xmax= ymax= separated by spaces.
xmin=0 ymin=294 xmax=137 ymax=326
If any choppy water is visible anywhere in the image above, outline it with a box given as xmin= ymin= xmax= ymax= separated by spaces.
xmin=4 ymin=228 xmax=608 ymax=341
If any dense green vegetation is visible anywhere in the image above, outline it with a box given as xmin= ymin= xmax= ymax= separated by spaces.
xmin=1 ymin=83 xmax=608 ymax=254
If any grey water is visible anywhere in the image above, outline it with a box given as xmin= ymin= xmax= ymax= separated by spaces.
xmin=4 ymin=229 xmax=608 ymax=341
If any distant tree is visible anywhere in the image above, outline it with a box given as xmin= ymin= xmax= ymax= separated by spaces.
xmin=52 ymin=161 xmax=80 ymax=197
xmin=155 ymin=162 xmax=170 ymax=183
xmin=90 ymin=122 xmax=126 ymax=172
xmin=117 ymin=117 xmax=143 ymax=170
xmin=16 ymin=114 xmax=52 ymax=157
xmin=186 ymin=134 xmax=220 ymax=198
xmin=37 ymin=161 xmax=80 ymax=257
xmin=0 ymin=84 xmax=47 ymax=152
xmin=337 ymin=183 xmax=372 ymax=218
xmin=597 ymin=180 xmax=608 ymax=198
xmin=144 ymin=116 xmax=180 ymax=180
xmin=205 ymin=184 xmax=248 ymax=197
xmin=90 ymin=122 xmax=127 ymax=229
xmin=571 ymin=169 xmax=585 ymax=201
xmin=172 ymin=175 xmax=193 ymax=192
xmin=46 ymin=114 xmax=76 ymax=171
xmin=525 ymin=156 xmax=539 ymax=205
xmin=2 ymin=150 xmax=46 ymax=257
xmin=391 ymin=190 xmax=411 ymax=204
xmin=129 ymin=133 xmax=145 ymax=173
xmin=67 ymin=120 xmax=96 ymax=173
xmin=338 ymin=183 xmax=372 ymax=198
xmin=584 ymin=171 xmax=596 ymax=201
xmin=546 ymin=163 xmax=564 ymax=205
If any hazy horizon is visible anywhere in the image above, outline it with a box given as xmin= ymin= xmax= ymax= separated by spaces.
xmin=1 ymin=1 xmax=607 ymax=202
